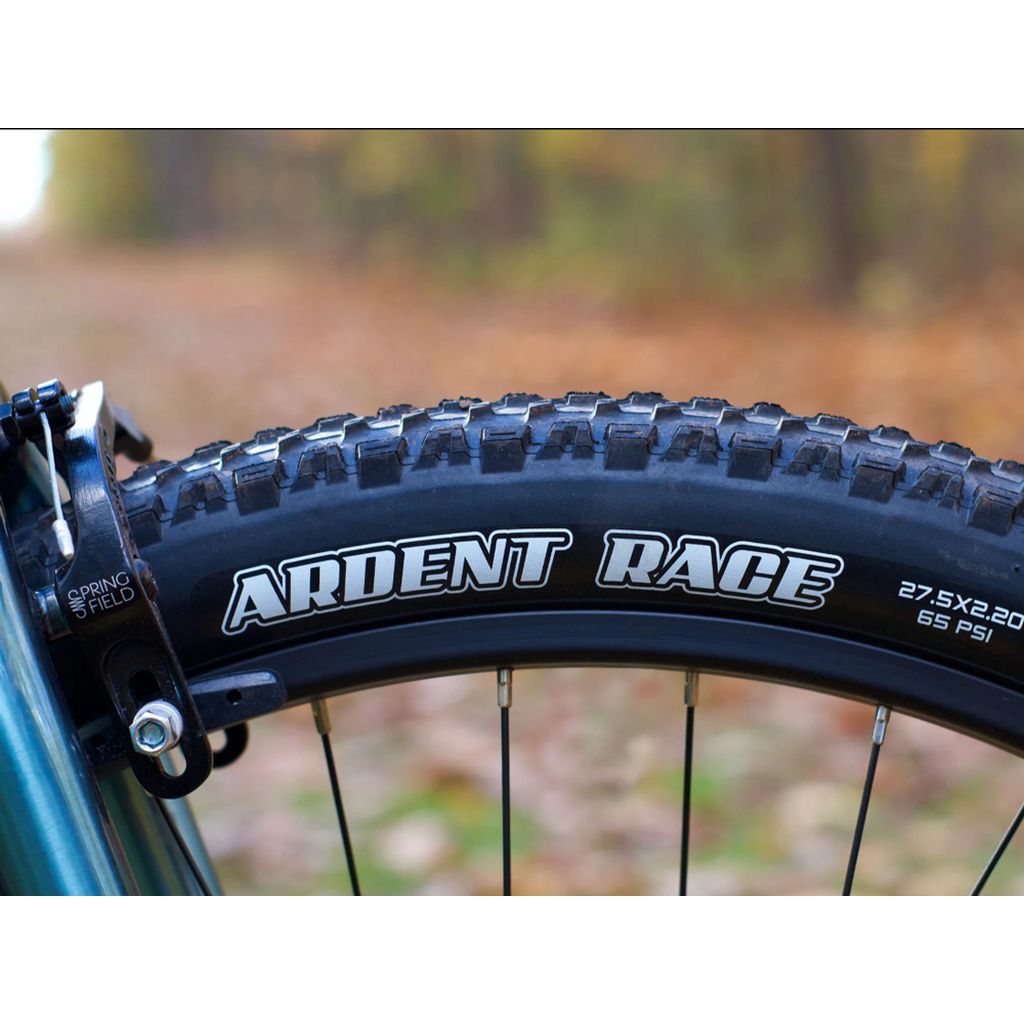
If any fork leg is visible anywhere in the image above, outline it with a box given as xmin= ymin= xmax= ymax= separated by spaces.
xmin=0 ymin=508 xmax=136 ymax=894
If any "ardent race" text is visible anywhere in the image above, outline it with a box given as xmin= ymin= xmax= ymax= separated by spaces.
xmin=222 ymin=529 xmax=573 ymax=635
xmin=596 ymin=530 xmax=844 ymax=608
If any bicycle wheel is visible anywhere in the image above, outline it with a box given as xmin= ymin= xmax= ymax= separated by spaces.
xmin=16 ymin=392 xmax=1024 ymax=892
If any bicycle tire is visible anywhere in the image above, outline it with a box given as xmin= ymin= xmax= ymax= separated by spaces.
xmin=15 ymin=392 xmax=1024 ymax=752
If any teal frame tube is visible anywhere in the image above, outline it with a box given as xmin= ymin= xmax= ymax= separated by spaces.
xmin=0 ymin=504 xmax=136 ymax=895
xmin=100 ymin=770 xmax=222 ymax=895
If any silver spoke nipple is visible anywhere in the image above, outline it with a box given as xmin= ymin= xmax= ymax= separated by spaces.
xmin=497 ymin=667 xmax=513 ymax=709
xmin=872 ymin=705 xmax=891 ymax=746
xmin=311 ymin=698 xmax=332 ymax=736
xmin=684 ymin=669 xmax=700 ymax=708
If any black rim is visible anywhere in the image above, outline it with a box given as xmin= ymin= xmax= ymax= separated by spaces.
xmin=202 ymin=610 xmax=1024 ymax=756
xmin=182 ymin=608 xmax=1024 ymax=894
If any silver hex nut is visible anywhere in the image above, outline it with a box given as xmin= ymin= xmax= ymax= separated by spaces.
xmin=129 ymin=700 xmax=184 ymax=757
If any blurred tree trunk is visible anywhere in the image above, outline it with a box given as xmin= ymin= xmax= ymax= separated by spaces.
xmin=479 ymin=131 xmax=537 ymax=242
xmin=815 ymin=130 xmax=868 ymax=305
xmin=141 ymin=129 xmax=221 ymax=241
xmin=955 ymin=131 xmax=1008 ymax=286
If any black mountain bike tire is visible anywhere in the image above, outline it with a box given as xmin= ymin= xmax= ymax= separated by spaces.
xmin=16 ymin=391 xmax=1024 ymax=755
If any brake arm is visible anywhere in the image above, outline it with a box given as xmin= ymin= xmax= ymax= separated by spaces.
xmin=50 ymin=382 xmax=213 ymax=798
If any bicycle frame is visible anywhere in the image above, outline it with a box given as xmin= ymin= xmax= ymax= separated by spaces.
xmin=0 ymin=443 xmax=218 ymax=895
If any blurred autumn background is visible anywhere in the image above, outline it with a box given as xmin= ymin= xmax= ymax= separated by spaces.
xmin=4 ymin=128 xmax=1024 ymax=893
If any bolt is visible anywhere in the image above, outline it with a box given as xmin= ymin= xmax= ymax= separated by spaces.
xmin=34 ymin=585 xmax=70 ymax=640
xmin=130 ymin=700 xmax=183 ymax=757
xmin=139 ymin=720 xmax=167 ymax=747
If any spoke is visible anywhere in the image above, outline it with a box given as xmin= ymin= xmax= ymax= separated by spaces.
xmin=972 ymin=799 xmax=1024 ymax=895
xmin=154 ymin=798 xmax=213 ymax=896
xmin=498 ymin=667 xmax=512 ymax=896
xmin=842 ymin=705 xmax=890 ymax=896
xmin=312 ymin=699 xmax=361 ymax=895
xmin=679 ymin=670 xmax=699 ymax=895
